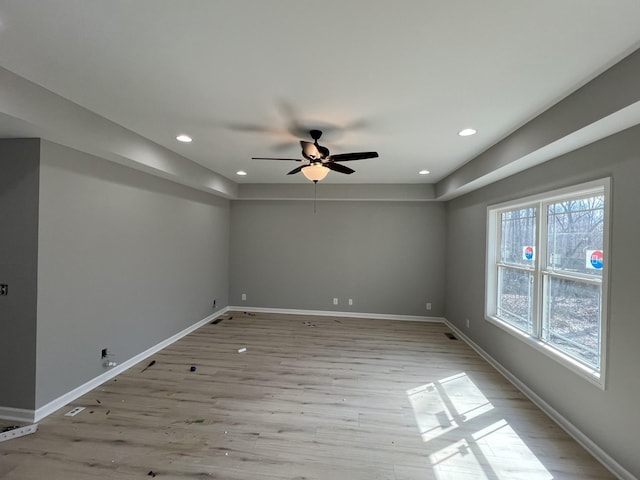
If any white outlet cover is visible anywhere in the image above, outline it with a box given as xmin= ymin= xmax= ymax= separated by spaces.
xmin=64 ymin=406 xmax=86 ymax=416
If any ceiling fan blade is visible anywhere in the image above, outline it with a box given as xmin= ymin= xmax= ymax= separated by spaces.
xmin=328 ymin=151 xmax=379 ymax=162
xmin=326 ymin=162 xmax=355 ymax=174
xmin=287 ymin=165 xmax=304 ymax=175
xmin=301 ymin=140 xmax=322 ymax=160
xmin=252 ymin=157 xmax=302 ymax=161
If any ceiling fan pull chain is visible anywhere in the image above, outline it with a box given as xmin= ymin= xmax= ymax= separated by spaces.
xmin=314 ymin=180 xmax=318 ymax=213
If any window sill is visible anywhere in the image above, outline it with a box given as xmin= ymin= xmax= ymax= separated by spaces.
xmin=484 ymin=314 xmax=604 ymax=390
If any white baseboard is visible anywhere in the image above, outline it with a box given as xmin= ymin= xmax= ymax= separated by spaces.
xmin=444 ymin=320 xmax=636 ymax=480
xmin=228 ymin=305 xmax=445 ymax=323
xmin=0 ymin=406 xmax=35 ymax=423
xmin=0 ymin=307 xmax=230 ymax=424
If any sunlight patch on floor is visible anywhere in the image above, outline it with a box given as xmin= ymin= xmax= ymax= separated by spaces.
xmin=406 ymin=372 xmax=553 ymax=480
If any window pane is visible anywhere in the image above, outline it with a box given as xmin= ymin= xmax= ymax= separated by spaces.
xmin=542 ymin=276 xmax=601 ymax=368
xmin=546 ymin=195 xmax=604 ymax=276
xmin=497 ymin=267 xmax=533 ymax=334
xmin=500 ymin=207 xmax=536 ymax=266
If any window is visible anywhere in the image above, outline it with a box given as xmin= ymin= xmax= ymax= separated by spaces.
xmin=486 ymin=179 xmax=609 ymax=387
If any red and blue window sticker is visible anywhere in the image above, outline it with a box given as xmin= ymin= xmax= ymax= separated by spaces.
xmin=586 ymin=249 xmax=604 ymax=269
xmin=522 ymin=246 xmax=535 ymax=261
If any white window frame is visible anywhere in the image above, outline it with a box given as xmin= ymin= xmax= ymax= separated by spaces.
xmin=485 ymin=178 xmax=610 ymax=389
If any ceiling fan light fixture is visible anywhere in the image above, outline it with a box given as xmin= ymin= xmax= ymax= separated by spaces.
xmin=302 ymin=164 xmax=330 ymax=182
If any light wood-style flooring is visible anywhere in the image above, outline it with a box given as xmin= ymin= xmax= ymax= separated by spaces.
xmin=0 ymin=312 xmax=614 ymax=479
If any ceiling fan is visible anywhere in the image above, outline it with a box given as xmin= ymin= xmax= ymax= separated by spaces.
xmin=252 ymin=129 xmax=379 ymax=182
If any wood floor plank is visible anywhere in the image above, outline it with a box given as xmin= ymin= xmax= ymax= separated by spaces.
xmin=0 ymin=311 xmax=614 ymax=479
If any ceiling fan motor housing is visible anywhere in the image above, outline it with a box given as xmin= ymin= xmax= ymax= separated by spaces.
xmin=309 ymin=129 xmax=323 ymax=141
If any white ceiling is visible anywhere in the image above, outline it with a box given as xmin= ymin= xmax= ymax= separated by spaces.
xmin=1 ymin=1 xmax=640 ymax=186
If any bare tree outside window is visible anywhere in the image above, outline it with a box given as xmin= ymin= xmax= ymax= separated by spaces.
xmin=543 ymin=196 xmax=604 ymax=368
xmin=498 ymin=207 xmax=536 ymax=333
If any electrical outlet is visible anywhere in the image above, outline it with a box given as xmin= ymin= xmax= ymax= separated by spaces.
xmin=348 ymin=299 xmax=353 ymax=306
xmin=241 ymin=293 xmax=246 ymax=301
xmin=426 ymin=302 xmax=432 ymax=310
xmin=333 ymin=298 xmax=338 ymax=305
xmin=466 ymin=318 xmax=470 ymax=328
xmin=0 ymin=284 xmax=7 ymax=296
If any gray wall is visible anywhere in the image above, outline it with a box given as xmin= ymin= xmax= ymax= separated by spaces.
xmin=230 ymin=200 xmax=446 ymax=316
xmin=34 ymin=141 xmax=230 ymax=408
xmin=0 ymin=139 xmax=40 ymax=409
xmin=445 ymin=124 xmax=640 ymax=477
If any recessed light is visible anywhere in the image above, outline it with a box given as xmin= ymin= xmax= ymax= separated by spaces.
xmin=419 ymin=170 xmax=430 ymax=175
xmin=458 ymin=128 xmax=477 ymax=137
xmin=236 ymin=170 xmax=247 ymax=176
xmin=176 ymin=134 xmax=192 ymax=143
